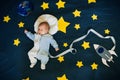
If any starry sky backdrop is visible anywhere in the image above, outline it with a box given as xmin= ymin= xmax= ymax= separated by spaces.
xmin=0 ymin=0 xmax=120 ymax=80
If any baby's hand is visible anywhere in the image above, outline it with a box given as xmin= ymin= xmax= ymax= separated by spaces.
xmin=24 ymin=29 xmax=28 ymax=33
xmin=55 ymin=48 xmax=59 ymax=51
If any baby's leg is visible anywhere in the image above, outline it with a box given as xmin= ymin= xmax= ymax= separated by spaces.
xmin=40 ymin=55 xmax=49 ymax=70
xmin=28 ymin=50 xmax=37 ymax=68
xmin=41 ymin=55 xmax=49 ymax=65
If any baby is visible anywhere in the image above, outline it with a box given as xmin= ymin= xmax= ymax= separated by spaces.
xmin=24 ymin=21 xmax=59 ymax=70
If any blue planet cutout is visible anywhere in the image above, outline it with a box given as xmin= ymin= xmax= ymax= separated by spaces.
xmin=17 ymin=1 xmax=33 ymax=16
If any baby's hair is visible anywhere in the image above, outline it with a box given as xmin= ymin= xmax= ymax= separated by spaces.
xmin=38 ymin=21 xmax=50 ymax=30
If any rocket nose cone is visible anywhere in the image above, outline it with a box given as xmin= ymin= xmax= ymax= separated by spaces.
xmin=93 ymin=44 xmax=99 ymax=49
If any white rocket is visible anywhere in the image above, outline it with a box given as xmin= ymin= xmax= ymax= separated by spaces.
xmin=93 ymin=44 xmax=118 ymax=67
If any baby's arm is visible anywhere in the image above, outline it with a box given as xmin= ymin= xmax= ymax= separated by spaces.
xmin=24 ymin=29 xmax=35 ymax=41
xmin=50 ymin=37 xmax=59 ymax=51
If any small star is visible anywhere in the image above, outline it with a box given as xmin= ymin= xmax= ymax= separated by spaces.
xmin=72 ymin=9 xmax=81 ymax=17
xmin=74 ymin=24 xmax=80 ymax=30
xmin=104 ymin=29 xmax=110 ymax=34
xmin=57 ymin=56 xmax=64 ymax=63
xmin=91 ymin=14 xmax=98 ymax=20
xmin=91 ymin=62 xmax=98 ymax=70
xmin=76 ymin=61 xmax=83 ymax=68
xmin=13 ymin=38 xmax=20 ymax=46
xmin=57 ymin=74 xmax=68 ymax=80
xmin=18 ymin=22 xmax=24 ymax=28
xmin=58 ymin=17 xmax=70 ymax=33
xmin=88 ymin=0 xmax=96 ymax=4
xmin=56 ymin=0 xmax=66 ymax=9
xmin=3 ymin=16 xmax=11 ymax=23
xmin=41 ymin=2 xmax=49 ymax=10
xmin=81 ymin=41 xmax=90 ymax=50
xmin=63 ymin=42 xmax=68 ymax=47
xmin=22 ymin=77 xmax=29 ymax=80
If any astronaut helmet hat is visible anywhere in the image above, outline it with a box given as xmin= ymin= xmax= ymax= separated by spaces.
xmin=34 ymin=14 xmax=58 ymax=35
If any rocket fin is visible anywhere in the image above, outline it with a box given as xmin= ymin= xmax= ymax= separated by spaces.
xmin=102 ymin=58 xmax=110 ymax=67
xmin=109 ymin=50 xmax=118 ymax=57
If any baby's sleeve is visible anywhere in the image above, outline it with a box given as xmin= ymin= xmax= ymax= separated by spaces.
xmin=25 ymin=31 xmax=35 ymax=41
xmin=50 ymin=36 xmax=59 ymax=49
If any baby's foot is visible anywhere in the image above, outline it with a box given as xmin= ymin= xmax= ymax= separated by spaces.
xmin=30 ymin=63 xmax=36 ymax=68
xmin=41 ymin=64 xmax=46 ymax=70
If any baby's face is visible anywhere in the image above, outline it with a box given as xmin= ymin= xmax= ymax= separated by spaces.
xmin=38 ymin=24 xmax=49 ymax=35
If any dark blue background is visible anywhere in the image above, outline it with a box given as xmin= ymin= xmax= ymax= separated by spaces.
xmin=0 ymin=0 xmax=120 ymax=80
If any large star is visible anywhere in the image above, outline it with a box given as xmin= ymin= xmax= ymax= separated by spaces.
xmin=58 ymin=17 xmax=70 ymax=33
xmin=88 ymin=0 xmax=96 ymax=4
xmin=81 ymin=41 xmax=90 ymax=50
xmin=41 ymin=2 xmax=49 ymax=10
xmin=104 ymin=29 xmax=110 ymax=34
xmin=91 ymin=62 xmax=98 ymax=70
xmin=76 ymin=61 xmax=84 ymax=68
xmin=91 ymin=14 xmax=98 ymax=20
xmin=3 ymin=16 xmax=11 ymax=23
xmin=13 ymin=38 xmax=20 ymax=46
xmin=63 ymin=42 xmax=68 ymax=47
xmin=18 ymin=21 xmax=24 ymax=28
xmin=57 ymin=74 xmax=68 ymax=80
xmin=22 ymin=77 xmax=29 ymax=80
xmin=56 ymin=0 xmax=66 ymax=9
xmin=57 ymin=56 xmax=64 ymax=63
xmin=72 ymin=9 xmax=81 ymax=17
xmin=74 ymin=24 xmax=80 ymax=30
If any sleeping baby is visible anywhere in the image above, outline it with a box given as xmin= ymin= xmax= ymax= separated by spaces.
xmin=24 ymin=14 xmax=59 ymax=70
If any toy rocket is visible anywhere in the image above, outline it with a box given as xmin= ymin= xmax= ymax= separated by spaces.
xmin=93 ymin=44 xmax=118 ymax=67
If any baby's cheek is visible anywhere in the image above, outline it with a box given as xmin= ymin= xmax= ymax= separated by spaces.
xmin=44 ymin=30 xmax=48 ymax=33
xmin=46 ymin=29 xmax=49 ymax=32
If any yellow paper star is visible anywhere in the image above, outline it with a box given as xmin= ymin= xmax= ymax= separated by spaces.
xmin=63 ymin=42 xmax=68 ymax=47
xmin=56 ymin=0 xmax=66 ymax=9
xmin=74 ymin=24 xmax=80 ymax=30
xmin=41 ymin=2 xmax=49 ymax=10
xmin=91 ymin=62 xmax=98 ymax=70
xmin=57 ymin=74 xmax=68 ymax=80
xmin=91 ymin=14 xmax=98 ymax=20
xmin=22 ymin=77 xmax=29 ymax=80
xmin=18 ymin=22 xmax=24 ymax=28
xmin=81 ymin=41 xmax=90 ymax=50
xmin=57 ymin=56 xmax=64 ymax=63
xmin=104 ymin=29 xmax=110 ymax=34
xmin=14 ymin=38 xmax=20 ymax=46
xmin=76 ymin=61 xmax=83 ymax=68
xmin=88 ymin=0 xmax=96 ymax=4
xmin=3 ymin=16 xmax=11 ymax=23
xmin=72 ymin=9 xmax=81 ymax=17
xmin=58 ymin=17 xmax=70 ymax=33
